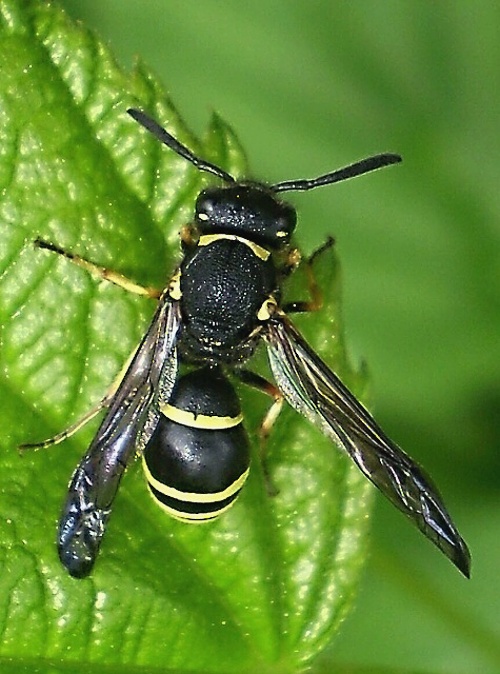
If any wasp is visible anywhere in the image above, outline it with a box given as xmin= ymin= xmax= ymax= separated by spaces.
xmin=22 ymin=109 xmax=470 ymax=578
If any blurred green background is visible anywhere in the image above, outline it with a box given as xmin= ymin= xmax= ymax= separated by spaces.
xmin=60 ymin=2 xmax=500 ymax=672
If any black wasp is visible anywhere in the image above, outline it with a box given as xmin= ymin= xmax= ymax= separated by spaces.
xmin=22 ymin=108 xmax=470 ymax=579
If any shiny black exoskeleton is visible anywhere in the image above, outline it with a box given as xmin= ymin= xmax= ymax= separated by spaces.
xmin=143 ymin=366 xmax=250 ymax=521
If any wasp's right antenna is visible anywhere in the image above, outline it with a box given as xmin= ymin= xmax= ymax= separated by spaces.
xmin=272 ymin=153 xmax=402 ymax=193
xmin=127 ymin=109 xmax=235 ymax=184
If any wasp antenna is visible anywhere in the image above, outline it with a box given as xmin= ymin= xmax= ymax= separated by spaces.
xmin=127 ymin=108 xmax=235 ymax=184
xmin=272 ymin=153 xmax=402 ymax=193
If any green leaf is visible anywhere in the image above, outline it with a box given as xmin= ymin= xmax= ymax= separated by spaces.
xmin=0 ymin=1 xmax=372 ymax=672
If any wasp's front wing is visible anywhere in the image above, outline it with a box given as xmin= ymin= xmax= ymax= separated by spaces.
xmin=264 ymin=313 xmax=471 ymax=577
xmin=58 ymin=296 xmax=181 ymax=577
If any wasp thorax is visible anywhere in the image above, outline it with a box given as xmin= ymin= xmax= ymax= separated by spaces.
xmin=195 ymin=184 xmax=297 ymax=248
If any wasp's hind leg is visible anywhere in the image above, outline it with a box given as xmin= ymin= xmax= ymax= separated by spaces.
xmin=19 ymin=396 xmax=112 ymax=451
xmin=19 ymin=337 xmax=139 ymax=451
xmin=236 ymin=369 xmax=284 ymax=496
xmin=34 ymin=239 xmax=162 ymax=298
xmin=282 ymin=236 xmax=335 ymax=314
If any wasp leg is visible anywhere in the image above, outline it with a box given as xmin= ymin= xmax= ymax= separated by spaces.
xmin=282 ymin=236 xmax=335 ymax=313
xmin=34 ymin=239 xmax=162 ymax=298
xmin=279 ymin=246 xmax=302 ymax=278
xmin=236 ymin=369 xmax=284 ymax=496
xmin=19 ymin=339 xmax=141 ymax=451
xmin=19 ymin=394 xmax=113 ymax=451
xmin=179 ymin=223 xmax=200 ymax=249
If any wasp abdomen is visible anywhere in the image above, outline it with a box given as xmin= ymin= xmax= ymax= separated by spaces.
xmin=143 ymin=367 xmax=250 ymax=522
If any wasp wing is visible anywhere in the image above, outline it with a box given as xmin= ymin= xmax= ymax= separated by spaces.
xmin=264 ymin=313 xmax=470 ymax=577
xmin=58 ymin=295 xmax=182 ymax=577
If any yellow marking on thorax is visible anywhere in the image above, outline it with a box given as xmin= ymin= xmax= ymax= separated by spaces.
xmin=257 ymin=296 xmax=278 ymax=321
xmin=168 ymin=270 xmax=182 ymax=300
xmin=160 ymin=403 xmax=243 ymax=430
xmin=198 ymin=234 xmax=271 ymax=261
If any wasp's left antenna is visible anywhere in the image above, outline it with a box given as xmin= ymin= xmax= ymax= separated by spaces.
xmin=127 ymin=108 xmax=235 ymax=184
xmin=272 ymin=153 xmax=402 ymax=193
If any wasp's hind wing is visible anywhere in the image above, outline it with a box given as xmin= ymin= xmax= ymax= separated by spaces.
xmin=264 ymin=313 xmax=470 ymax=577
xmin=59 ymin=296 xmax=181 ymax=577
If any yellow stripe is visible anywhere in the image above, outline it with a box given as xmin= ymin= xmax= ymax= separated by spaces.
xmin=146 ymin=486 xmax=238 ymax=522
xmin=256 ymin=296 xmax=277 ymax=321
xmin=142 ymin=456 xmax=250 ymax=503
xmin=168 ymin=270 xmax=182 ymax=300
xmin=160 ymin=403 xmax=243 ymax=430
xmin=198 ymin=234 xmax=271 ymax=261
